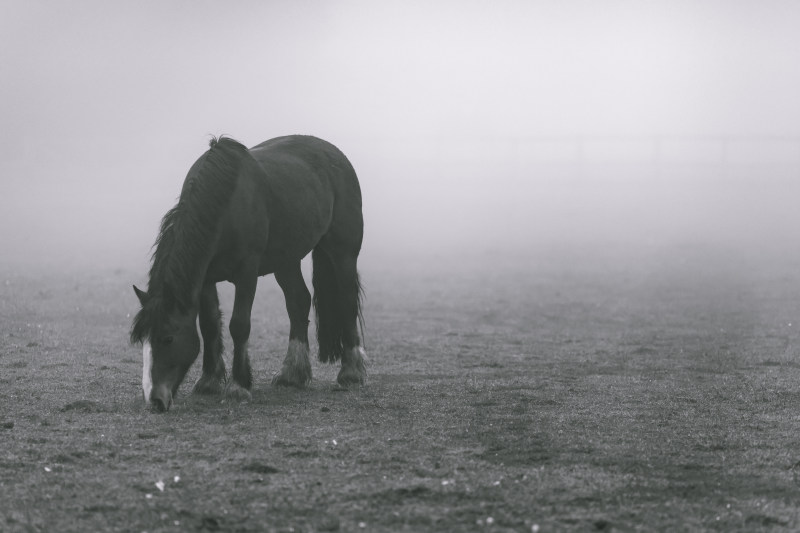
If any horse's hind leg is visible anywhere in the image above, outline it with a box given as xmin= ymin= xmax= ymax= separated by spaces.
xmin=193 ymin=282 xmax=227 ymax=395
xmin=315 ymin=247 xmax=367 ymax=387
xmin=336 ymin=253 xmax=367 ymax=387
xmin=272 ymin=262 xmax=312 ymax=387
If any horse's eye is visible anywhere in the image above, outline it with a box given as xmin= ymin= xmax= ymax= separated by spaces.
xmin=162 ymin=336 xmax=174 ymax=346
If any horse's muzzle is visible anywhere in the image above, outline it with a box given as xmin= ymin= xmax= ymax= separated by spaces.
xmin=149 ymin=384 xmax=172 ymax=413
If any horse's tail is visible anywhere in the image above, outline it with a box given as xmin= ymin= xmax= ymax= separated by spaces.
xmin=312 ymin=248 xmax=364 ymax=363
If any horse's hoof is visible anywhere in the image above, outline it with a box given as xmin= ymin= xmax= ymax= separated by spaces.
xmin=273 ymin=340 xmax=312 ymax=388
xmin=336 ymin=369 xmax=366 ymax=389
xmin=337 ymin=347 xmax=367 ymax=388
xmin=193 ymin=374 xmax=225 ymax=395
xmin=224 ymin=382 xmax=252 ymax=402
xmin=271 ymin=368 xmax=312 ymax=388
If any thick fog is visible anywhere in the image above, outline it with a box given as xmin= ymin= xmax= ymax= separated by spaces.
xmin=1 ymin=1 xmax=799 ymax=273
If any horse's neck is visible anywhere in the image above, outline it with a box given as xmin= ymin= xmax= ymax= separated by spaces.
xmin=187 ymin=256 xmax=214 ymax=308
xmin=157 ymin=250 xmax=213 ymax=312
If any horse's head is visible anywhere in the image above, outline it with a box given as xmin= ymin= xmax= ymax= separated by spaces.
xmin=131 ymin=285 xmax=199 ymax=412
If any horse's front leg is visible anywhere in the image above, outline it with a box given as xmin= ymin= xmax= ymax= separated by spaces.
xmin=226 ymin=265 xmax=258 ymax=401
xmin=193 ymin=282 xmax=227 ymax=395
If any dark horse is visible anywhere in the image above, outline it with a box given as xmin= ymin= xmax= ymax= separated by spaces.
xmin=130 ymin=135 xmax=366 ymax=412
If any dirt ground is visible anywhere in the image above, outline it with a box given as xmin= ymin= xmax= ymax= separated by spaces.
xmin=2 ymin=242 xmax=800 ymax=532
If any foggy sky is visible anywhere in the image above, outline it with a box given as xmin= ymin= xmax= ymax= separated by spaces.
xmin=1 ymin=1 xmax=799 ymax=271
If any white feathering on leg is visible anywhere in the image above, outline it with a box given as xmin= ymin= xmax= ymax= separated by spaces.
xmin=287 ymin=339 xmax=310 ymax=372
xmin=273 ymin=339 xmax=312 ymax=386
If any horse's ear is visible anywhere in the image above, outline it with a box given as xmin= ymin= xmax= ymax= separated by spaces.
xmin=133 ymin=285 xmax=149 ymax=306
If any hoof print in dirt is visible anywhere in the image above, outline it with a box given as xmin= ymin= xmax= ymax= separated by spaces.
xmin=200 ymin=516 xmax=222 ymax=531
xmin=242 ymin=462 xmax=280 ymax=474
xmin=61 ymin=400 xmax=104 ymax=413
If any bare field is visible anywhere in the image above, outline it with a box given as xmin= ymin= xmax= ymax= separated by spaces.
xmin=2 ymin=243 xmax=800 ymax=532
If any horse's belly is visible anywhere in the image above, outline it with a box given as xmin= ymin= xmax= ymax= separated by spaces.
xmin=258 ymin=191 xmax=333 ymax=272
xmin=205 ymin=255 xmax=244 ymax=283
xmin=257 ymin=228 xmax=322 ymax=275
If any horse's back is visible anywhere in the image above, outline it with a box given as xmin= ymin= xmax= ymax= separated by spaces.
xmin=250 ymin=134 xmax=362 ymax=228
xmin=244 ymin=136 xmax=363 ymax=270
xmin=249 ymin=135 xmax=357 ymax=183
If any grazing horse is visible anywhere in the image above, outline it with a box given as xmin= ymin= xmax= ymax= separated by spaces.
xmin=130 ymin=135 xmax=367 ymax=412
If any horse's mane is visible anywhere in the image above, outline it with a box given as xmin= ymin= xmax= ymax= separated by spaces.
xmin=130 ymin=136 xmax=249 ymax=344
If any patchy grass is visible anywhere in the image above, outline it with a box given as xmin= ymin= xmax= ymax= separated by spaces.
xmin=1 ymin=243 xmax=800 ymax=532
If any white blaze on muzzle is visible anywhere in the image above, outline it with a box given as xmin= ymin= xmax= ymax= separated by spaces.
xmin=142 ymin=340 xmax=153 ymax=402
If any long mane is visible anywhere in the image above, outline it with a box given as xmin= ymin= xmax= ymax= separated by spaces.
xmin=130 ymin=136 xmax=249 ymax=344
